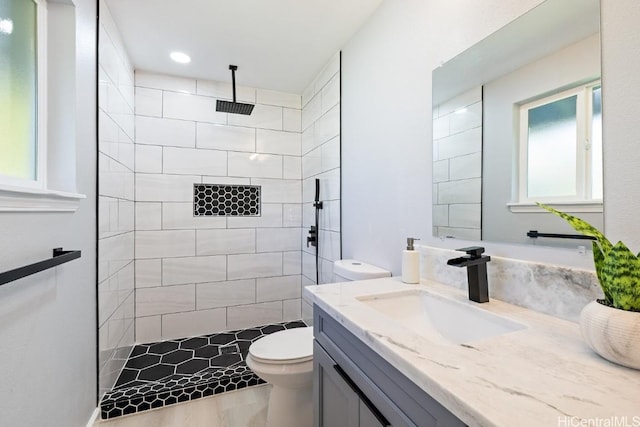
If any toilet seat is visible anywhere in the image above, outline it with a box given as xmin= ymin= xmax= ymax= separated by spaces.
xmin=248 ymin=326 xmax=313 ymax=365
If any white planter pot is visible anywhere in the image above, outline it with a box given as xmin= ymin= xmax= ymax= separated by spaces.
xmin=580 ymin=300 xmax=640 ymax=370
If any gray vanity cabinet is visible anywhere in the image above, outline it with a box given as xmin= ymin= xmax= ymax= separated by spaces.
xmin=313 ymin=305 xmax=467 ymax=427
xmin=315 ymin=341 xmax=384 ymax=427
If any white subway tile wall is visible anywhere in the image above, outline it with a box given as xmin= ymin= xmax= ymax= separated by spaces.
xmin=136 ymin=174 xmax=201 ymax=202
xmin=256 ymin=228 xmax=302 ymax=252
xmin=136 ymin=284 xmax=196 ymax=317
xmin=160 ymin=308 xmax=228 ymax=340
xmin=256 ymin=129 xmax=301 ymax=156
xmin=196 ymin=279 xmax=257 ymax=310
xmin=196 ymin=80 xmax=255 ymax=102
xmin=163 ymin=147 xmax=228 ymax=176
xmin=162 ymin=202 xmax=227 ymax=230
xmin=256 ymin=275 xmax=302 ymax=302
xmin=135 ymin=144 xmax=162 ymax=174
xmin=301 ymin=51 xmax=342 ymax=303
xmin=134 ymin=87 xmax=162 ymax=117
xmin=283 ymin=251 xmax=302 ymax=275
xmin=227 ymin=152 xmax=283 ymax=179
xmin=135 ymin=202 xmax=162 ymax=230
xmin=227 ymin=301 xmax=284 ymax=330
xmin=135 ymin=259 xmax=162 ymax=289
xmin=136 ymin=116 xmax=196 ymax=147
xmin=197 ymin=123 xmax=256 ymax=152
xmin=134 ymin=71 xmax=305 ymax=341
xmin=227 ymin=253 xmax=283 ymax=280
xmin=283 ymin=108 xmax=302 ymax=132
xmin=98 ymin=3 xmax=135 ymax=398
xmin=196 ymin=229 xmax=256 ymax=256
xmin=136 ymin=71 xmax=196 ymax=94
xmin=162 ymin=256 xmax=228 ymax=286
xmin=432 ymin=87 xmax=482 ymax=239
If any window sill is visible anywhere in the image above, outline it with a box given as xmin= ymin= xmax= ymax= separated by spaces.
xmin=0 ymin=185 xmax=86 ymax=213
xmin=507 ymin=201 xmax=603 ymax=214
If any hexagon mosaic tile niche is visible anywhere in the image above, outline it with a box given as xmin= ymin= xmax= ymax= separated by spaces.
xmin=194 ymin=184 xmax=261 ymax=217
xmin=100 ymin=320 xmax=307 ymax=420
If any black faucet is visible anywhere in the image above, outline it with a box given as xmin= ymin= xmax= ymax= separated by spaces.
xmin=447 ymin=246 xmax=491 ymax=303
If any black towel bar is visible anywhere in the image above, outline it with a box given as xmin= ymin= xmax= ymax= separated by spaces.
xmin=0 ymin=248 xmax=81 ymax=286
xmin=527 ymin=230 xmax=596 ymax=241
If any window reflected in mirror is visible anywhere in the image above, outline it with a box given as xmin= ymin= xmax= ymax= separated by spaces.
xmin=520 ymin=82 xmax=602 ymax=203
xmin=432 ymin=0 xmax=602 ymax=247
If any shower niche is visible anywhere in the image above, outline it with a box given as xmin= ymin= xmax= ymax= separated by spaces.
xmin=193 ymin=184 xmax=261 ymax=217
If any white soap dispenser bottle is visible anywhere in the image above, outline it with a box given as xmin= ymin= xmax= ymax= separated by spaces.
xmin=402 ymin=237 xmax=420 ymax=284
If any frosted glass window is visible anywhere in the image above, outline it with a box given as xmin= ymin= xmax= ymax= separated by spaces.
xmin=527 ymin=95 xmax=577 ymax=198
xmin=0 ymin=0 xmax=38 ymax=182
xmin=519 ymin=81 xmax=602 ymax=204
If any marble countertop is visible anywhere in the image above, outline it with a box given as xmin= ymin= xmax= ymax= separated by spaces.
xmin=304 ymin=278 xmax=640 ymax=427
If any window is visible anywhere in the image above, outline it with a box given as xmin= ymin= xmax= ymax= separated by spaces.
xmin=517 ymin=82 xmax=602 ymax=206
xmin=0 ymin=0 xmax=46 ymax=189
xmin=0 ymin=0 xmax=84 ymax=212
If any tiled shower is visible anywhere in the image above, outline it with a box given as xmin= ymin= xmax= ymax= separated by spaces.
xmin=432 ymin=87 xmax=482 ymax=241
xmin=132 ymin=69 xmax=305 ymax=342
xmin=97 ymin=0 xmax=341 ymax=415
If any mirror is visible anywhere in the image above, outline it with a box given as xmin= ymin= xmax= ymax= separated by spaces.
xmin=432 ymin=0 xmax=602 ymax=247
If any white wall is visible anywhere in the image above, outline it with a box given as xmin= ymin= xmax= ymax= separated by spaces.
xmin=133 ymin=72 xmax=303 ymax=341
xmin=601 ymin=0 xmax=640 ymax=251
xmin=341 ymin=0 xmax=640 ymax=274
xmin=0 ymin=0 xmax=97 ymax=425
xmin=342 ymin=0 xmax=434 ymax=274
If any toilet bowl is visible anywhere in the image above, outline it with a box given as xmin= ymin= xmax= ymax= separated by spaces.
xmin=246 ymin=326 xmax=314 ymax=427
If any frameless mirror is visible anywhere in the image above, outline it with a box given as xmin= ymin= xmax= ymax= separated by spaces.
xmin=432 ymin=0 xmax=602 ymax=247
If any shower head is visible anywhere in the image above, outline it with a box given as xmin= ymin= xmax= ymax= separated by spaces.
xmin=216 ymin=99 xmax=254 ymax=115
xmin=216 ymin=65 xmax=255 ymax=115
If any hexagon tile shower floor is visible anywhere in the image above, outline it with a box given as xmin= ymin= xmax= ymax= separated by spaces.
xmin=100 ymin=320 xmax=307 ymax=419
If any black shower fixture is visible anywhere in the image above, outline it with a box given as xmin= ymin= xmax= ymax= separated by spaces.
xmin=216 ymin=65 xmax=255 ymax=115
xmin=307 ymin=178 xmax=323 ymax=284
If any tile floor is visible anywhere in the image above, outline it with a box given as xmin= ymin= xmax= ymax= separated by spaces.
xmin=100 ymin=320 xmax=307 ymax=419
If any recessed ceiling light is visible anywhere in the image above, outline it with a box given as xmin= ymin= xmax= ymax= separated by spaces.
xmin=170 ymin=51 xmax=191 ymax=64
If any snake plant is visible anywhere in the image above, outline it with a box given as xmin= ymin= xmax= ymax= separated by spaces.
xmin=538 ymin=203 xmax=640 ymax=311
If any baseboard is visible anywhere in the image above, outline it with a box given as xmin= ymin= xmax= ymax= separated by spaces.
xmin=86 ymin=408 xmax=100 ymax=427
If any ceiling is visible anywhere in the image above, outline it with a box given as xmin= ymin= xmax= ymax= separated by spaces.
xmin=104 ymin=0 xmax=383 ymax=94
xmin=433 ymin=0 xmax=600 ymax=104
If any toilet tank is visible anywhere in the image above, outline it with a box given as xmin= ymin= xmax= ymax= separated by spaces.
xmin=333 ymin=259 xmax=391 ymax=282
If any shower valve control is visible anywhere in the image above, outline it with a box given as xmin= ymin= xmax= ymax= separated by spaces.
xmin=307 ymin=226 xmax=318 ymax=248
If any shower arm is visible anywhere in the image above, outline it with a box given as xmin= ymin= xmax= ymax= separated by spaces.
xmin=229 ymin=65 xmax=238 ymax=103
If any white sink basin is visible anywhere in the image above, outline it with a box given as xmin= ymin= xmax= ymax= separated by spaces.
xmin=357 ymin=289 xmax=527 ymax=345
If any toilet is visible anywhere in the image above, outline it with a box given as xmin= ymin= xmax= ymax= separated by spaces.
xmin=246 ymin=326 xmax=314 ymax=427
xmin=246 ymin=260 xmax=390 ymax=427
